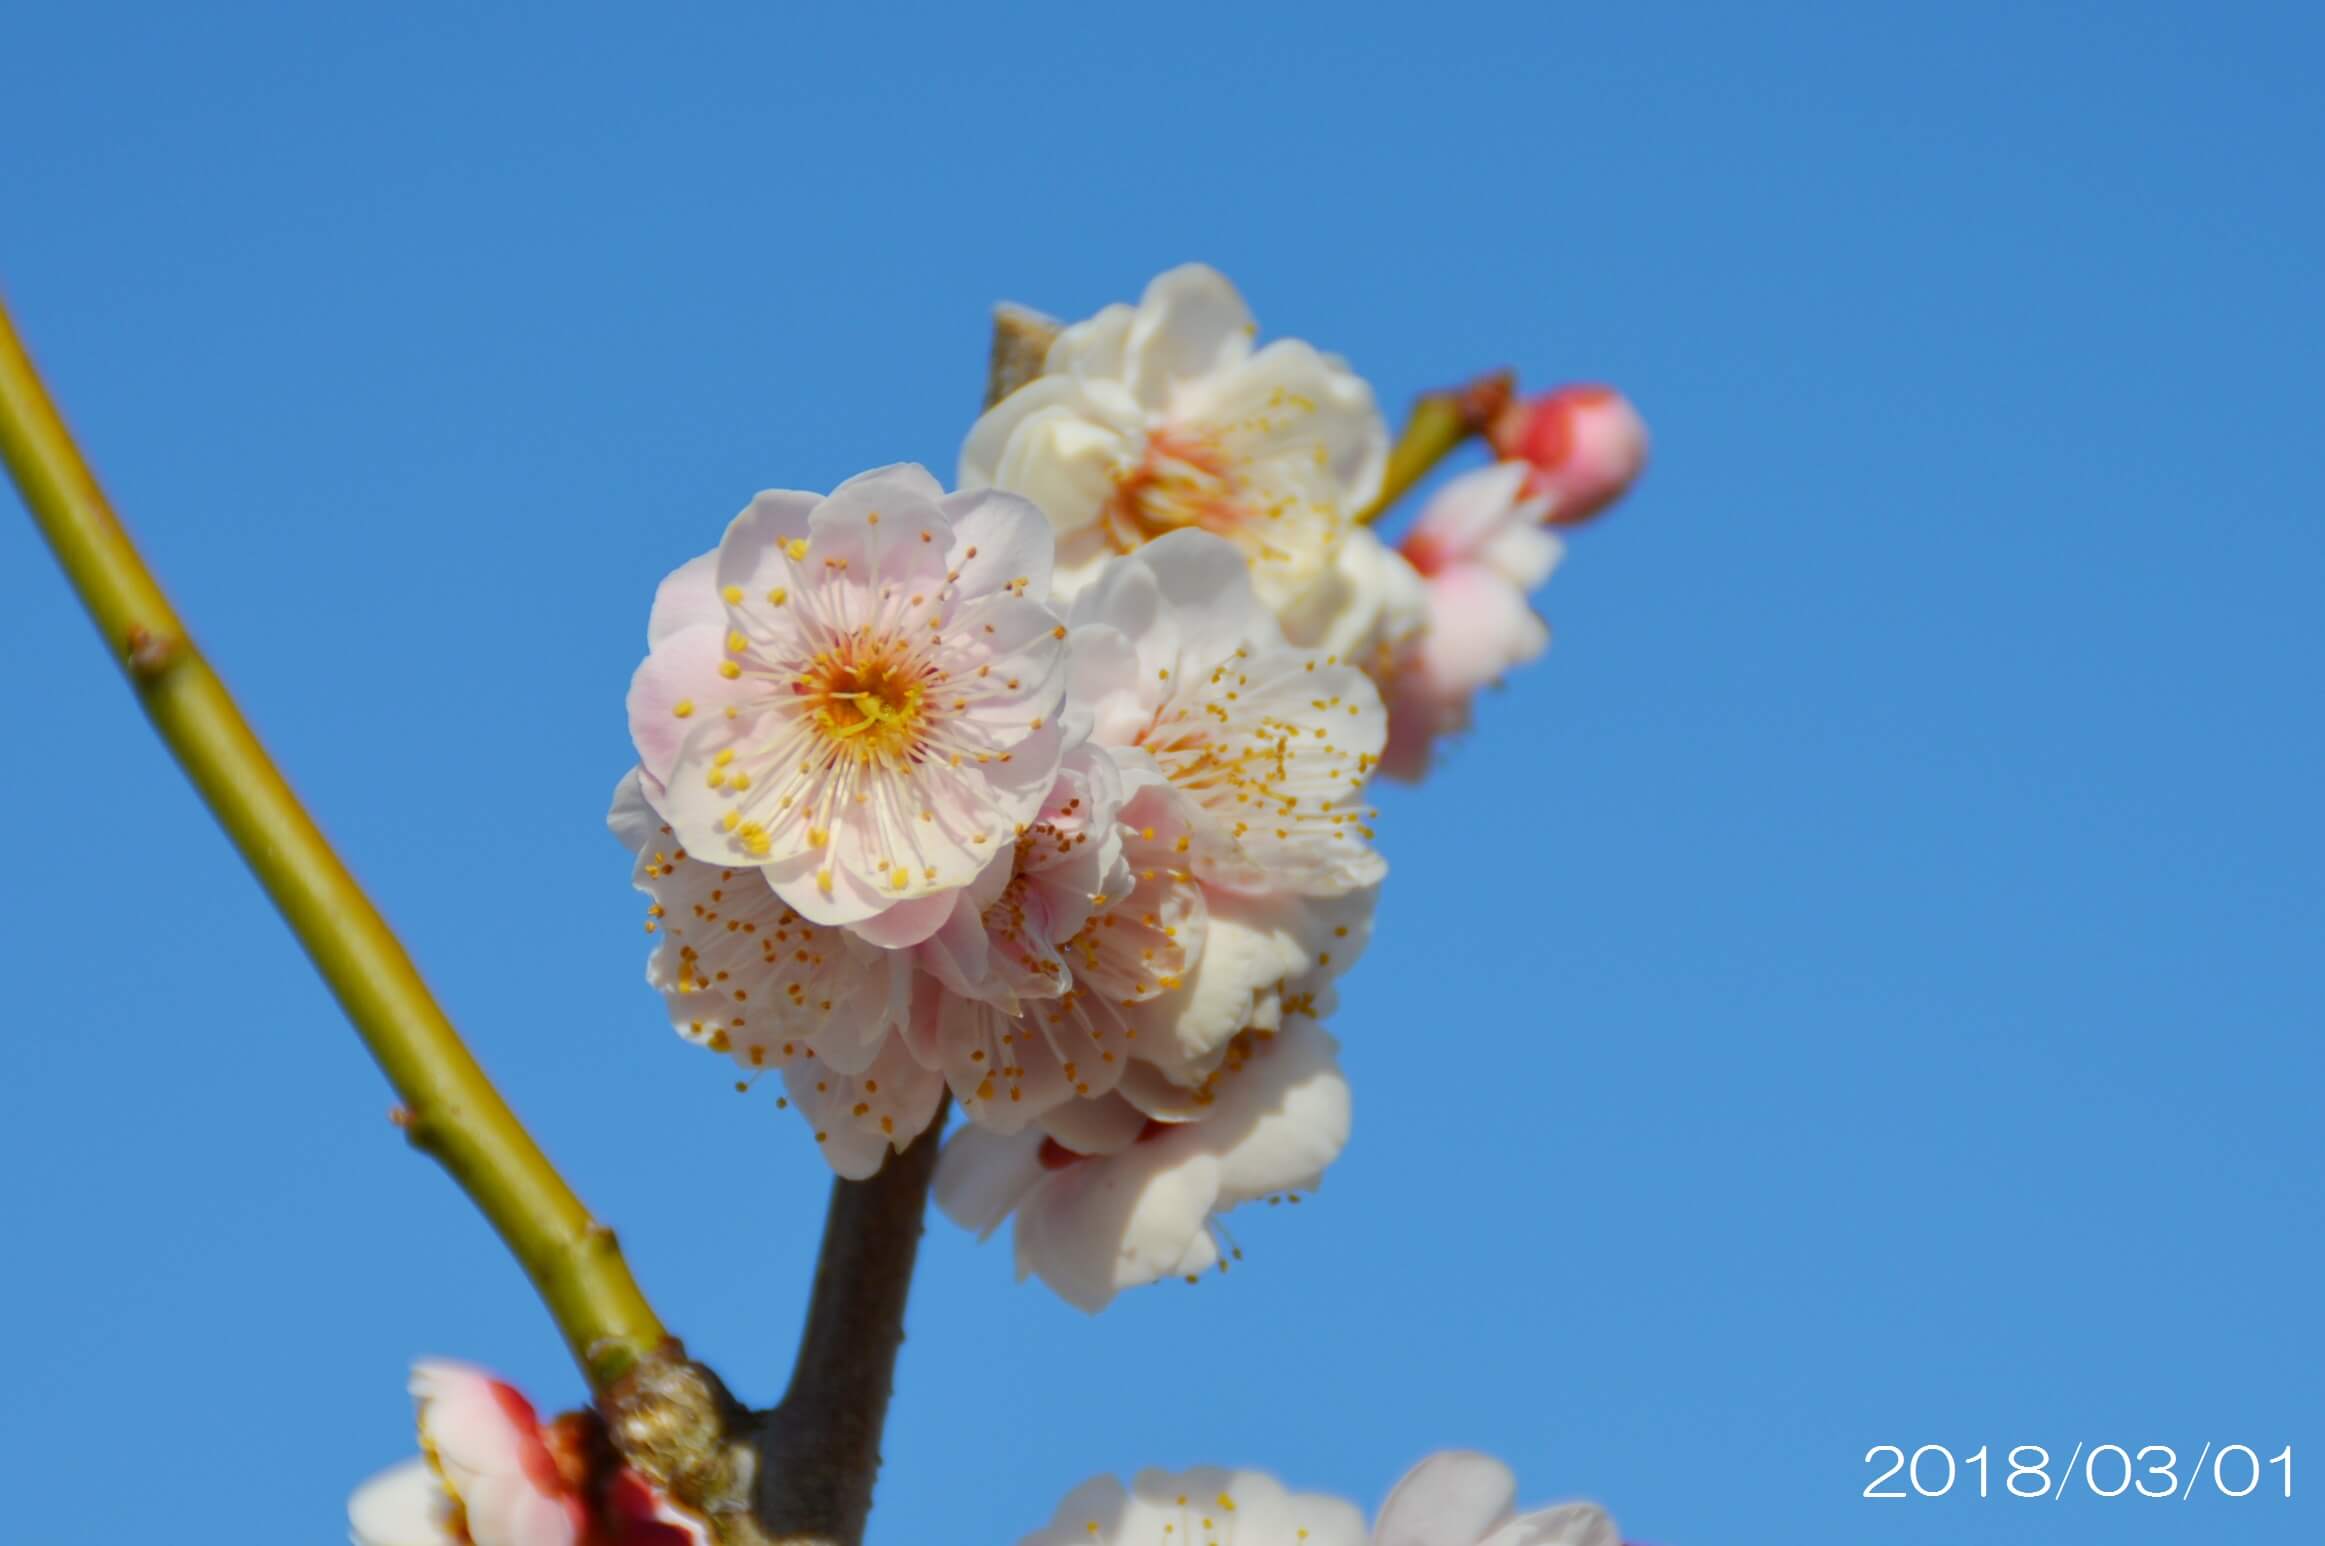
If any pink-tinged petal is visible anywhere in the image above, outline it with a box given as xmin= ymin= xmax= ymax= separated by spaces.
xmin=1125 ymin=263 xmax=1257 ymax=412
xmin=627 ymin=624 xmax=757 ymax=786
xmin=941 ymin=486 xmax=1058 ymax=600
xmin=626 ymin=831 xmax=913 ymax=1076
xmin=710 ymin=489 xmax=819 ymax=604
xmin=934 ymin=1124 xmax=1046 ymax=1239
xmin=1420 ymin=568 xmax=1549 ymax=701
xmin=1478 ymin=1504 xmax=1622 ymax=1546
xmin=645 ymin=550 xmax=724 ymax=646
xmin=822 ymin=460 xmax=948 ymax=511
xmin=349 ymin=1458 xmax=457 ymax=1546
xmin=412 ymin=1362 xmax=585 ymax=1546
xmin=1375 ymin=1452 xmax=1519 ymax=1546
xmin=1399 ymin=462 xmax=1540 ymax=576
xmin=784 ymin=1035 xmax=946 ymax=1179
xmin=845 ymin=888 xmax=965 ymax=951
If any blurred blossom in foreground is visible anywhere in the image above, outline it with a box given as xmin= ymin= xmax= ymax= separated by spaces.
xmin=347 ymin=1362 xmax=707 ymax=1546
xmin=1381 ymin=464 xmax=1561 ymax=780
xmin=1017 ymin=1451 xmax=1620 ymax=1546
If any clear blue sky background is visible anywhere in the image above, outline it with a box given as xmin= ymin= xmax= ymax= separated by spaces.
xmin=3 ymin=5 xmax=2317 ymax=1544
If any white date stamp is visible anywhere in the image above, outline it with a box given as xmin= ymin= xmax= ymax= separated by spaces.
xmin=1863 ymin=1443 xmax=2293 ymax=1501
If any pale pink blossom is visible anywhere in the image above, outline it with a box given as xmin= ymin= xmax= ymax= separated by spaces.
xmin=1381 ymin=465 xmax=1563 ymax=781
xmin=626 ymin=464 xmax=1068 ymax=942
xmin=935 ymin=1015 xmax=1350 ymax=1312
xmin=347 ymin=1362 xmax=708 ymax=1546
xmin=1067 ymin=530 xmax=1388 ymax=900
xmin=961 ymin=264 xmax=1388 ymax=615
xmin=902 ymin=751 xmax=1206 ymax=1130
xmin=611 ymin=771 xmax=940 ymax=1177
xmin=1488 ymin=385 xmax=1648 ymax=527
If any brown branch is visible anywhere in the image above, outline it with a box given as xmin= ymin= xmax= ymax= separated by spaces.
xmin=746 ymin=1104 xmax=949 ymax=1544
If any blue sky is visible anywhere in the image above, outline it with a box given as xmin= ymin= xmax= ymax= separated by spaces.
xmin=2 ymin=4 xmax=2318 ymax=1544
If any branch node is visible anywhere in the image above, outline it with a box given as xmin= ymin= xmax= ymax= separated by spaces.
xmin=123 ymin=623 xmax=182 ymax=681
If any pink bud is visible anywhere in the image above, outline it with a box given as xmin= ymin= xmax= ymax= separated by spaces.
xmin=1488 ymin=385 xmax=1648 ymax=526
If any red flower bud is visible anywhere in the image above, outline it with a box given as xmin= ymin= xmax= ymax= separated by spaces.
xmin=1488 ymin=385 xmax=1648 ymax=526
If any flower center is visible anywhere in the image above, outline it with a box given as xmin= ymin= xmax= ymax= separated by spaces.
xmin=799 ymin=635 xmax=927 ymax=765
xmin=1106 ymin=425 xmax=1253 ymax=551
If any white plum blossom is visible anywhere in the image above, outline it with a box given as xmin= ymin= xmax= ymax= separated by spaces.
xmin=1017 ymin=1467 xmax=1368 ymax=1546
xmin=1017 ymin=1454 xmax=1620 ymax=1546
xmin=1276 ymin=524 xmax=1431 ymax=681
xmin=961 ymin=264 xmax=1389 ymax=616
xmin=1373 ymin=1452 xmax=1620 ymax=1546
xmin=936 ymin=1014 xmax=1350 ymax=1312
xmin=627 ymin=463 xmax=1069 ymax=942
xmin=347 ymin=1362 xmax=708 ymax=1546
xmin=901 ymin=748 xmax=1207 ymax=1131
xmin=1068 ymin=529 xmax=1387 ymax=902
xmin=1381 ymin=464 xmax=1563 ymax=781
xmin=611 ymin=771 xmax=941 ymax=1177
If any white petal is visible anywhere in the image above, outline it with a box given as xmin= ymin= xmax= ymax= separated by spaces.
xmin=1125 ymin=263 xmax=1257 ymax=412
xmin=348 ymin=1459 xmax=455 ymax=1546
xmin=1016 ymin=1143 xmax=1224 ymax=1311
xmin=942 ymin=486 xmax=1060 ymax=600
xmin=1045 ymin=302 xmax=1137 ymax=381
xmin=935 ymin=1124 xmax=1046 ymax=1240
xmin=1375 ymin=1452 xmax=1518 ymax=1546
xmin=1015 ymin=1474 xmax=1132 ymax=1546
xmin=1478 ymin=1504 xmax=1622 ymax=1546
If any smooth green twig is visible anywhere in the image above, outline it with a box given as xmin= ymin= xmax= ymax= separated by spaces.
xmin=0 ymin=296 xmax=667 ymax=1390
xmin=1354 ymin=369 xmax=1515 ymax=526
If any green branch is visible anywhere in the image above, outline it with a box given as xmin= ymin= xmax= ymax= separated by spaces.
xmin=0 ymin=296 xmax=666 ymax=1390
xmin=1354 ymin=369 xmax=1515 ymax=526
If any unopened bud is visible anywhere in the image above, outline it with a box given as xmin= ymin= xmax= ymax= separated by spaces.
xmin=1488 ymin=385 xmax=1647 ymax=526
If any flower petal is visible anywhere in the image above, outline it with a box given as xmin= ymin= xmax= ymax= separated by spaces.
xmin=1124 ymin=263 xmax=1257 ymax=412
xmin=1375 ymin=1452 xmax=1519 ymax=1546
xmin=349 ymin=1459 xmax=456 ymax=1546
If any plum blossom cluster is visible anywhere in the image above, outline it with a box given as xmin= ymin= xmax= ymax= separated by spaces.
xmin=610 ymin=265 xmax=1643 ymax=1309
xmin=349 ymin=1363 xmax=707 ymax=1546
xmin=347 ymin=1372 xmax=1625 ymax=1546
xmin=1018 ymin=1451 xmax=1625 ymax=1546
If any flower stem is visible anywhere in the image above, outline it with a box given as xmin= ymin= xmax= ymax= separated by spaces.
xmin=1354 ymin=369 xmax=1515 ymax=526
xmin=0 ymin=296 xmax=667 ymax=1391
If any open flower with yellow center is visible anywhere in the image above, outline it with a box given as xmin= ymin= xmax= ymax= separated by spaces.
xmin=960 ymin=264 xmax=1388 ymax=616
xmin=627 ymin=464 xmax=1070 ymax=944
